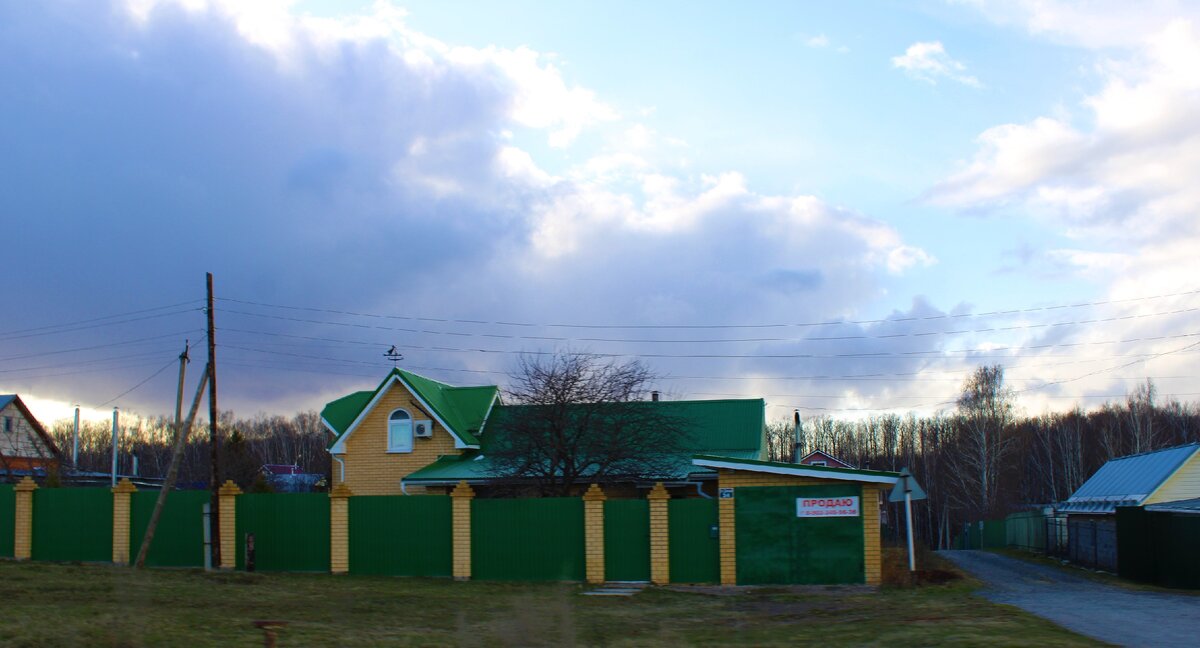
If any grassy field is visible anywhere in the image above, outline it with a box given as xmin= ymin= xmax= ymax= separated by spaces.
xmin=0 ymin=553 xmax=1098 ymax=647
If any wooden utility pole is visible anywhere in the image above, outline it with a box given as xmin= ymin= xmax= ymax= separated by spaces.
xmin=134 ymin=352 xmax=208 ymax=569
xmin=207 ymin=272 xmax=221 ymax=568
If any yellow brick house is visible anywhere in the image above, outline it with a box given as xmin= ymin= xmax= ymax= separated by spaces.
xmin=321 ymin=369 xmax=902 ymax=586
xmin=321 ymin=368 xmax=767 ymax=497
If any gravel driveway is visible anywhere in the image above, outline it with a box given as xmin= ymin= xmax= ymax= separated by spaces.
xmin=941 ymin=550 xmax=1200 ymax=647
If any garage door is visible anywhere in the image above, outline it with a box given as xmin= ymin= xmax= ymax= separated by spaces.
xmin=734 ymin=484 xmax=864 ymax=585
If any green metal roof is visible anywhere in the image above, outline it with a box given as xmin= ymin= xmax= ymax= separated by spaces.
xmin=321 ymin=391 xmax=373 ymax=442
xmin=322 ymin=369 xmax=498 ymax=450
xmin=405 ymin=399 xmax=765 ymax=484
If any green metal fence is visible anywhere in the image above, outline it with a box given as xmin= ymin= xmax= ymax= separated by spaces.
xmin=0 ymin=484 xmax=14 ymax=558
xmin=129 ymin=490 xmax=209 ymax=568
xmin=603 ymin=499 xmax=650 ymax=581
xmin=31 ymin=488 xmax=112 ymax=562
xmin=955 ymin=518 xmax=1007 ymax=550
xmin=668 ymin=498 xmax=719 ymax=583
xmin=472 ymin=498 xmax=585 ymax=581
xmin=1005 ymin=511 xmax=1047 ymax=551
xmin=1117 ymin=506 xmax=1200 ymax=589
xmin=235 ymin=493 xmax=330 ymax=572
xmin=349 ymin=495 xmax=452 ymax=577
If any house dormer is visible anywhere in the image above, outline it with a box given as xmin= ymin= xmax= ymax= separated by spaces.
xmin=321 ymin=369 xmax=498 ymax=495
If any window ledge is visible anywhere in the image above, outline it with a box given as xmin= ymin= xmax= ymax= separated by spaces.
xmin=386 ymin=449 xmax=414 ymax=454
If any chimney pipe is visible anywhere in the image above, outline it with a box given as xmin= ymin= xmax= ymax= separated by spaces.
xmin=651 ymin=391 xmax=660 ymax=402
xmin=793 ymin=409 xmax=802 ymax=463
xmin=111 ymin=407 xmax=120 ymax=487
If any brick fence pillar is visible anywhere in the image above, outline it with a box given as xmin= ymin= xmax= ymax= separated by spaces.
xmin=218 ymin=480 xmax=241 ymax=569
xmin=583 ymin=484 xmax=606 ymax=584
xmin=451 ymin=480 xmax=474 ymax=580
xmin=111 ymin=478 xmax=137 ymax=565
xmin=13 ymin=476 xmax=37 ymax=560
xmin=862 ymin=485 xmax=882 ymax=585
xmin=648 ymin=482 xmax=670 ymax=586
xmin=329 ymin=484 xmax=352 ymax=574
xmin=718 ymin=482 xmax=736 ymax=586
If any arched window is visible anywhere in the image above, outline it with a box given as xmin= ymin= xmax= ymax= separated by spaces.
xmin=388 ymin=409 xmax=413 ymax=452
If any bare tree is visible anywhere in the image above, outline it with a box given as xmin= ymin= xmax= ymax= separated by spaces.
xmin=490 ymin=353 xmax=690 ymax=496
xmin=765 ymin=420 xmax=795 ymax=462
xmin=946 ymin=365 xmax=1017 ymax=519
xmin=1126 ymin=378 xmax=1158 ymax=453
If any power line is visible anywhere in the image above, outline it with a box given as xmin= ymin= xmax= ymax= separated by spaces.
xmin=0 ymin=347 xmax=184 ymax=374
xmin=216 ymin=304 xmax=1200 ymax=345
xmin=0 ymin=329 xmax=205 ymax=362
xmin=217 ymin=324 xmax=1200 ymax=360
xmin=0 ymin=300 xmax=203 ymax=338
xmin=1 ymin=359 xmax=179 ymax=382
xmin=98 ymin=356 xmax=180 ymax=407
xmin=217 ymin=287 xmax=1200 ymax=330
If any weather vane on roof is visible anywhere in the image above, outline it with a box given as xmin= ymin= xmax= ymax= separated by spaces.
xmin=383 ymin=345 xmax=403 ymax=366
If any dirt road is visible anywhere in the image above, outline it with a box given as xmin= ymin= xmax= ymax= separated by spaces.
xmin=942 ymin=550 xmax=1200 ymax=647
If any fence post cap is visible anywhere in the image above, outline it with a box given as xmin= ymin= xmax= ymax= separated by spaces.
xmin=111 ymin=478 xmax=138 ymax=494
xmin=218 ymin=480 xmax=243 ymax=496
xmin=450 ymin=480 xmax=475 ymax=499
xmin=647 ymin=482 xmax=670 ymax=501
xmin=329 ymin=483 xmax=353 ymax=498
xmin=582 ymin=483 xmax=606 ymax=502
xmin=14 ymin=476 xmax=38 ymax=492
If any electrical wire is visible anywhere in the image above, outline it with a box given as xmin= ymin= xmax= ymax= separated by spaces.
xmin=0 ymin=329 xmax=205 ymax=362
xmin=97 ymin=356 xmax=181 ymax=407
xmin=216 ymin=305 xmax=1200 ymax=345
xmin=218 ymin=287 xmax=1200 ymax=330
xmin=0 ymin=300 xmax=204 ymax=338
xmin=217 ymin=324 xmax=1200 ymax=360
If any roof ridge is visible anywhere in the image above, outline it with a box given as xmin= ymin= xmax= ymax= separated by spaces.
xmin=1109 ymin=442 xmax=1200 ymax=462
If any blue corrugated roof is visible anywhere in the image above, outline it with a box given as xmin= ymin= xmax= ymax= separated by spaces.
xmin=0 ymin=395 xmax=16 ymax=410
xmin=1060 ymin=443 xmax=1200 ymax=514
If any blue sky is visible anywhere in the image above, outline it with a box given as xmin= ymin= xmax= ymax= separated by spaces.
xmin=3 ymin=0 xmax=1200 ymax=424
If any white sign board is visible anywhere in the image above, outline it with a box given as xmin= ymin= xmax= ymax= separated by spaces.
xmin=796 ymin=496 xmax=860 ymax=518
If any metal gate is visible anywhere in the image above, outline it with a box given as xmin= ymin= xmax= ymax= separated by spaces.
xmin=734 ymin=485 xmax=864 ymax=585
xmin=0 ymin=485 xmax=13 ymax=558
xmin=32 ymin=487 xmax=113 ymax=563
xmin=668 ymin=498 xmax=719 ymax=583
xmin=471 ymin=497 xmax=585 ymax=581
xmin=604 ymin=499 xmax=650 ymax=581
xmin=349 ymin=495 xmax=452 ymax=577
xmin=129 ymin=490 xmax=209 ymax=568
xmin=235 ymin=493 xmax=330 ymax=572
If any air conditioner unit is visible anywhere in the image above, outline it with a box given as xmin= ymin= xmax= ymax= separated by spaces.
xmin=413 ymin=420 xmax=433 ymax=438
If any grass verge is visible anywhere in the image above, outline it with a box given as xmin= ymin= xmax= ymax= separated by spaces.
xmin=0 ymin=558 xmax=1097 ymax=647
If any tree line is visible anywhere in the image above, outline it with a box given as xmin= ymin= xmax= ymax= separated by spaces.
xmin=766 ymin=368 xmax=1200 ymax=548
xmin=43 ymin=411 xmax=331 ymax=491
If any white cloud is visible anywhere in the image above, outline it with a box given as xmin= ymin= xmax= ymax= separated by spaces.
xmin=806 ymin=34 xmax=830 ymax=48
xmin=927 ymin=5 xmax=1200 ymax=402
xmin=0 ymin=0 xmax=930 ymax=418
xmin=960 ymin=0 xmax=1200 ymax=49
xmin=891 ymin=41 xmax=982 ymax=87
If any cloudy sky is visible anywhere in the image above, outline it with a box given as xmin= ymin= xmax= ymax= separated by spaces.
xmin=4 ymin=0 xmax=1200 ymax=425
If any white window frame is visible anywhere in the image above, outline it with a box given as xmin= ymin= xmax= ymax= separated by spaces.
xmin=810 ymin=460 xmax=827 ymax=466
xmin=387 ymin=408 xmax=414 ymax=453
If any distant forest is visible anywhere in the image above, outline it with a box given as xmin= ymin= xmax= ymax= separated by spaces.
xmin=47 ymin=411 xmax=331 ymax=492
xmin=767 ymin=367 xmax=1200 ymax=547
xmin=38 ymin=364 xmax=1200 ymax=549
